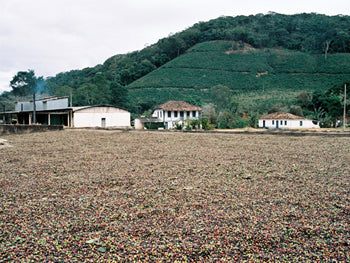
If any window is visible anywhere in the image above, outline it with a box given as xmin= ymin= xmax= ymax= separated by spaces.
xmin=168 ymin=111 xmax=171 ymax=118
xmin=180 ymin=111 xmax=184 ymax=119
xmin=285 ymin=121 xmax=287 ymax=125
xmin=187 ymin=111 xmax=190 ymax=117
xmin=272 ymin=120 xmax=274 ymax=125
xmin=300 ymin=121 xmax=303 ymax=126
xmin=280 ymin=120 xmax=283 ymax=125
xmin=192 ymin=111 xmax=196 ymax=117
xmin=174 ymin=111 xmax=178 ymax=118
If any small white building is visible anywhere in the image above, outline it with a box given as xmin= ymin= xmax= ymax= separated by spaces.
xmin=152 ymin=101 xmax=202 ymax=129
xmin=72 ymin=106 xmax=130 ymax=128
xmin=259 ymin=112 xmax=319 ymax=129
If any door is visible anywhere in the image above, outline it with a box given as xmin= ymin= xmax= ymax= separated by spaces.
xmin=101 ymin=118 xmax=106 ymax=128
xmin=276 ymin=120 xmax=279 ymax=128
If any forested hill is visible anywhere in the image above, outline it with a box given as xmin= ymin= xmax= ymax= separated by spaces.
xmin=3 ymin=13 xmax=349 ymax=113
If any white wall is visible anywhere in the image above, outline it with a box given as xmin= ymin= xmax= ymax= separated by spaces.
xmin=73 ymin=107 xmax=130 ymax=128
xmin=259 ymin=119 xmax=319 ymax=129
xmin=134 ymin=118 xmax=144 ymax=130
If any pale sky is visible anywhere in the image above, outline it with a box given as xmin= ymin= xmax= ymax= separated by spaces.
xmin=0 ymin=0 xmax=349 ymax=93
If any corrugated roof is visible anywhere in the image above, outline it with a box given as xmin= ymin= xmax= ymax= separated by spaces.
xmin=154 ymin=101 xmax=202 ymax=111
xmin=260 ymin=112 xmax=306 ymax=120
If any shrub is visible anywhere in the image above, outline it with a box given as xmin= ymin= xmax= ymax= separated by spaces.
xmin=190 ymin=119 xmax=201 ymax=129
xmin=201 ymin=117 xmax=215 ymax=130
xmin=144 ymin=122 xmax=165 ymax=130
xmin=174 ymin=122 xmax=184 ymax=130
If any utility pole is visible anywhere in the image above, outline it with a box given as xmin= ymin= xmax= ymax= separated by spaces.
xmin=70 ymin=90 xmax=73 ymax=107
xmin=2 ymin=105 xmax=5 ymax=123
xmin=33 ymin=93 xmax=36 ymax=124
xmin=344 ymin=83 xmax=347 ymax=132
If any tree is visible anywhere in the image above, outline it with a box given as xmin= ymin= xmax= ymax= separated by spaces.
xmin=93 ymin=73 xmax=112 ymax=104
xmin=201 ymin=103 xmax=217 ymax=124
xmin=110 ymin=82 xmax=128 ymax=108
xmin=217 ymin=111 xmax=236 ymax=129
xmin=158 ymin=36 xmax=186 ymax=60
xmin=210 ymin=85 xmax=232 ymax=112
xmin=10 ymin=70 xmax=38 ymax=96
xmin=75 ymin=83 xmax=98 ymax=105
xmin=249 ymin=113 xmax=258 ymax=128
xmin=289 ymin=105 xmax=304 ymax=117
xmin=228 ymin=99 xmax=240 ymax=114
xmin=312 ymin=90 xmax=342 ymax=127
xmin=296 ymin=92 xmax=312 ymax=109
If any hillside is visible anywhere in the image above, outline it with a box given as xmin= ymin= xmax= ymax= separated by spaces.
xmin=2 ymin=13 xmax=350 ymax=114
xmin=127 ymin=40 xmax=350 ymax=113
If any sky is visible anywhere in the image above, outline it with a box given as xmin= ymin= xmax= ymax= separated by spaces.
xmin=0 ymin=0 xmax=349 ymax=94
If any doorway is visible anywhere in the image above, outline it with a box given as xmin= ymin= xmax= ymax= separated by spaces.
xmin=101 ymin=118 xmax=106 ymax=128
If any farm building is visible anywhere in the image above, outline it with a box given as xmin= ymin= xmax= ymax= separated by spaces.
xmin=70 ymin=106 xmax=130 ymax=128
xmin=7 ymin=97 xmax=131 ymax=128
xmin=152 ymin=100 xmax=202 ymax=129
xmin=259 ymin=112 xmax=320 ymax=129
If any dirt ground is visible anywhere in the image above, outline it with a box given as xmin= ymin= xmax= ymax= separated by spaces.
xmin=0 ymin=130 xmax=349 ymax=262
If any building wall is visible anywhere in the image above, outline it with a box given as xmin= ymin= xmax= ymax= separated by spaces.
xmin=0 ymin=124 xmax=63 ymax=135
xmin=73 ymin=107 xmax=130 ymax=128
xmin=15 ymin=97 xmax=68 ymax=111
xmin=153 ymin=109 xmax=201 ymax=129
xmin=259 ymin=119 xmax=319 ymax=129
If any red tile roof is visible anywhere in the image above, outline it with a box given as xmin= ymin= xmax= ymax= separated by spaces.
xmin=154 ymin=101 xmax=202 ymax=111
xmin=260 ymin=112 xmax=306 ymax=120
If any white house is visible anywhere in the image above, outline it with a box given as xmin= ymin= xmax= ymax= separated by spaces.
xmin=259 ymin=112 xmax=320 ymax=129
xmin=152 ymin=101 xmax=202 ymax=129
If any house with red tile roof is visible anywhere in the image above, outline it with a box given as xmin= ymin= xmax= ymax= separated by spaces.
xmin=259 ymin=112 xmax=320 ymax=129
xmin=152 ymin=101 xmax=202 ymax=129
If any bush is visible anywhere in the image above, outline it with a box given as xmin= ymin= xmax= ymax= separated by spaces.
xmin=174 ymin=122 xmax=184 ymax=130
xmin=217 ymin=111 xmax=236 ymax=129
xmin=248 ymin=113 xmax=258 ymax=128
xmin=201 ymin=117 xmax=215 ymax=130
xmin=217 ymin=112 xmax=249 ymax=129
xmin=144 ymin=122 xmax=165 ymax=130
xmin=190 ymin=119 xmax=201 ymax=129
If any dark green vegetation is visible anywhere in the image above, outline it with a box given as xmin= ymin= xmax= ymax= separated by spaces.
xmin=1 ymin=13 xmax=350 ymax=117
xmin=128 ymin=41 xmax=350 ymax=114
xmin=1 ymin=131 xmax=349 ymax=261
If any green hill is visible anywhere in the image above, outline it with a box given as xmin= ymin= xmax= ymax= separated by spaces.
xmin=2 ymin=13 xmax=350 ymax=114
xmin=127 ymin=40 xmax=350 ymax=113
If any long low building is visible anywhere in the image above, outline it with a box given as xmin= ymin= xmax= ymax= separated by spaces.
xmin=3 ymin=96 xmax=131 ymax=128
xmin=259 ymin=112 xmax=320 ymax=129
